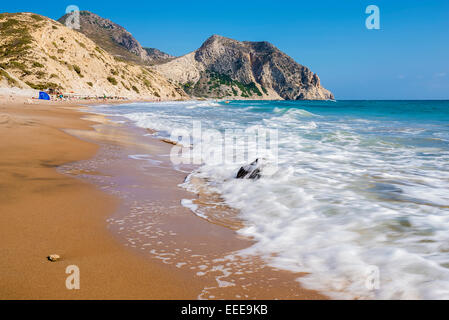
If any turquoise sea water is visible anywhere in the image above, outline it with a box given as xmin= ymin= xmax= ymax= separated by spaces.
xmin=92 ymin=100 xmax=449 ymax=299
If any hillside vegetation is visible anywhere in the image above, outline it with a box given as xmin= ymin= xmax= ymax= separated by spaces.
xmin=0 ymin=12 xmax=186 ymax=99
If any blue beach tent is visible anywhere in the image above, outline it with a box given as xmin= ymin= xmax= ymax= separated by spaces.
xmin=38 ymin=91 xmax=50 ymax=100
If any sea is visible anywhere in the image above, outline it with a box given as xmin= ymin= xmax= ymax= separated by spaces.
xmin=91 ymin=100 xmax=449 ymax=299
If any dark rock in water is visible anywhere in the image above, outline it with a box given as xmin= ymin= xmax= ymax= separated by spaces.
xmin=236 ymin=159 xmax=261 ymax=180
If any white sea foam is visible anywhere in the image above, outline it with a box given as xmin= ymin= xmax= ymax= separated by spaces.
xmin=128 ymin=154 xmax=163 ymax=166
xmin=186 ymin=101 xmax=222 ymax=109
xmin=181 ymin=199 xmax=207 ymax=219
xmin=92 ymin=100 xmax=449 ymax=299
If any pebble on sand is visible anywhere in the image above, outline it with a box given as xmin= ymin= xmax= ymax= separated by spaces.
xmin=47 ymin=254 xmax=61 ymax=262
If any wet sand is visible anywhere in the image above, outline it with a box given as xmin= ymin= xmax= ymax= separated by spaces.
xmin=0 ymin=97 xmax=326 ymax=299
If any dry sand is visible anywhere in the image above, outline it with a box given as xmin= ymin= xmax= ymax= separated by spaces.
xmin=0 ymin=96 xmax=325 ymax=299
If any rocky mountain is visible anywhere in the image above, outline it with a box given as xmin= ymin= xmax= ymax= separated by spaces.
xmin=0 ymin=12 xmax=187 ymax=99
xmin=144 ymin=47 xmax=175 ymax=64
xmin=58 ymin=11 xmax=147 ymax=64
xmin=155 ymin=35 xmax=334 ymax=100
xmin=1 ymin=12 xmax=333 ymax=101
xmin=58 ymin=11 xmax=173 ymax=66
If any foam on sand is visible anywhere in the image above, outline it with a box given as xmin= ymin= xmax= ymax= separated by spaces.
xmin=91 ymin=100 xmax=449 ymax=299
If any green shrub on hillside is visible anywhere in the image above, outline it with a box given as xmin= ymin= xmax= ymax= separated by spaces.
xmin=35 ymin=71 xmax=46 ymax=79
xmin=7 ymin=60 xmax=27 ymax=71
xmin=121 ymin=81 xmax=130 ymax=90
xmin=95 ymin=47 xmax=103 ymax=55
xmin=0 ymin=69 xmax=18 ymax=85
xmin=0 ymin=19 xmax=33 ymax=59
xmin=32 ymin=61 xmax=44 ymax=68
xmin=194 ymin=70 xmax=264 ymax=98
xmin=0 ymin=18 xmax=20 ymax=30
xmin=72 ymin=65 xmax=82 ymax=76
xmin=25 ymin=81 xmax=61 ymax=91
xmin=183 ymin=82 xmax=193 ymax=91
xmin=72 ymin=65 xmax=81 ymax=73
xmin=31 ymin=14 xmax=44 ymax=21
xmin=143 ymin=79 xmax=152 ymax=89
xmin=75 ymin=40 xmax=86 ymax=49
xmin=107 ymin=76 xmax=117 ymax=85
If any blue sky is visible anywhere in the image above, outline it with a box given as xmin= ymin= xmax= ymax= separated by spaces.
xmin=1 ymin=1 xmax=449 ymax=99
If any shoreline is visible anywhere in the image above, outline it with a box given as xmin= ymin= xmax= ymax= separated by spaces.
xmin=0 ymin=96 xmax=326 ymax=299
xmin=67 ymin=101 xmax=327 ymax=299
xmin=0 ymin=97 xmax=202 ymax=299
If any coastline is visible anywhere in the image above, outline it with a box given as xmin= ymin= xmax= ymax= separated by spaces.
xmin=0 ymin=96 xmax=326 ymax=299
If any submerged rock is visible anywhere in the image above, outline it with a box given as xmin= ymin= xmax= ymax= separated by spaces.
xmin=236 ymin=159 xmax=262 ymax=180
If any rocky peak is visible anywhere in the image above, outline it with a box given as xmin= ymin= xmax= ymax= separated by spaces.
xmin=184 ymin=35 xmax=334 ymax=100
xmin=143 ymin=47 xmax=175 ymax=64
xmin=58 ymin=11 xmax=149 ymax=63
xmin=58 ymin=11 xmax=175 ymax=66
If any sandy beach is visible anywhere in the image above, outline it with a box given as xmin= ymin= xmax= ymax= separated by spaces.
xmin=0 ymin=96 xmax=324 ymax=300
xmin=1 ymin=3 xmax=448 ymax=302
xmin=0 ymin=97 xmax=203 ymax=299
